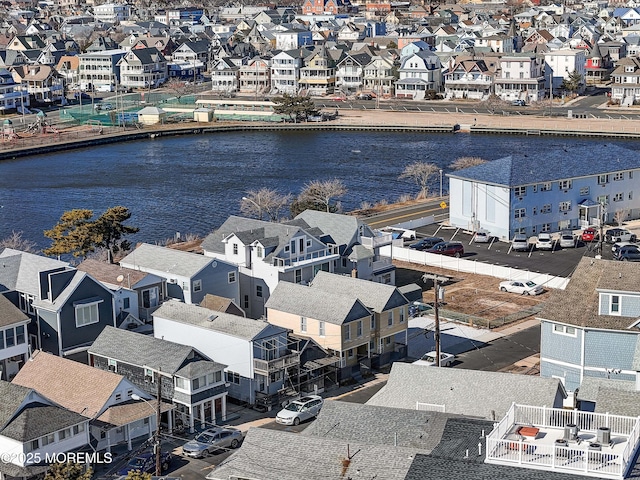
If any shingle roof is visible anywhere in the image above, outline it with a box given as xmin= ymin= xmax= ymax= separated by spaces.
xmin=366 ymin=363 xmax=564 ymax=420
xmin=265 ymin=281 xmax=372 ymax=325
xmin=153 ymin=300 xmax=280 ymax=340
xmin=12 ymin=350 xmax=124 ymax=418
xmin=2 ymin=402 xmax=85 ymax=442
xmin=539 ymin=257 xmax=640 ymax=330
xmin=0 ymin=248 xmax=68 ymax=296
xmin=447 ymin=144 xmax=640 ymax=187
xmin=0 ymin=380 xmax=34 ymax=430
xmin=119 ymin=243 xmax=214 ymax=278
xmin=89 ymin=325 xmax=195 ymax=374
xmin=576 ymin=376 xmax=636 ymax=403
xmin=309 ymin=271 xmax=409 ymax=313
xmin=207 ymin=427 xmax=417 ymax=480
xmin=302 ymin=400 xmax=458 ymax=452
xmin=77 ymin=259 xmax=153 ymax=289
xmin=592 ymin=386 xmax=640 ymax=417
xmin=0 ymin=294 xmax=29 ymax=328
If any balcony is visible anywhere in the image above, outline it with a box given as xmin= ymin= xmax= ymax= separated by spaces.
xmin=485 ymin=403 xmax=640 ymax=479
xmin=273 ymin=249 xmax=339 ymax=269
xmin=253 ymin=352 xmax=300 ymax=375
xmin=361 ymin=233 xmax=395 ymax=249
xmin=371 ymin=257 xmax=393 ymax=272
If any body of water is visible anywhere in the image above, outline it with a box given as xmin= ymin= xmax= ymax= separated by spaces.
xmin=1 ymin=130 xmax=640 ymax=250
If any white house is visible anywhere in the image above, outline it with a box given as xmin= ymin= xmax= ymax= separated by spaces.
xmin=544 ymin=48 xmax=586 ymax=94
xmin=395 ymin=51 xmax=442 ymax=100
xmin=93 ymin=3 xmax=130 ymax=23
xmin=494 ymin=53 xmax=546 ymax=103
xmin=0 ymin=296 xmax=29 ymax=381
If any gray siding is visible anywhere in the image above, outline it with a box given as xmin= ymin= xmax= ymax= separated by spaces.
xmin=193 ymin=263 xmax=239 ymax=306
xmin=584 ymin=329 xmax=638 ymax=370
xmin=599 ymin=293 xmax=640 ymax=317
xmin=540 ymin=320 xmax=582 ymax=365
xmin=540 ymin=360 xmax=581 ymax=392
xmin=38 ymin=309 xmax=60 ymax=355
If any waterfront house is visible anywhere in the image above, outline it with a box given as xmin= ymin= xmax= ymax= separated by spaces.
xmin=0 ymin=295 xmax=29 ymax=381
xmin=152 ymin=300 xmax=298 ymax=407
xmin=119 ymin=243 xmax=239 ymax=307
xmin=335 ymin=51 xmax=371 ymax=94
xmin=201 ymin=216 xmax=339 ymax=319
xmin=298 ymin=45 xmax=339 ymax=96
xmin=270 ymin=49 xmax=305 ymax=95
xmin=0 ymin=381 xmax=89 ymax=479
xmin=447 ymin=144 xmax=640 ymax=240
xmin=362 ymin=53 xmax=396 ymax=97
xmin=89 ymin=326 xmax=228 ymax=433
xmin=172 ymin=39 xmax=211 ymax=70
xmin=13 ymin=350 xmax=162 ymax=453
xmin=117 ymin=47 xmax=168 ymax=89
xmin=544 ymin=48 xmax=586 ymax=95
xmin=0 ymin=68 xmax=28 ymax=112
xmin=77 ymin=49 xmax=126 ymax=91
xmin=611 ymin=56 xmax=640 ymax=103
xmin=239 ymin=56 xmax=271 ymax=95
xmin=494 ymin=52 xmax=546 ymax=103
xmin=210 ymin=57 xmax=240 ymax=94
xmin=11 ymin=64 xmax=64 ymax=104
xmin=395 ymin=50 xmax=442 ymax=99
xmin=539 ymin=257 xmax=640 ymax=393
xmin=443 ymin=56 xmax=495 ymax=100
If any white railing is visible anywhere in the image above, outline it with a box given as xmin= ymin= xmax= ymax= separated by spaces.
xmin=371 ymin=257 xmax=392 ymax=272
xmin=416 ymin=402 xmax=446 ymax=412
xmin=273 ymin=250 xmax=338 ymax=267
xmin=384 ymin=245 xmax=570 ymax=290
xmin=621 ymin=417 xmax=640 ymax=474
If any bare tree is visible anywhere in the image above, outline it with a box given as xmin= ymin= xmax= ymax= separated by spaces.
xmin=399 ymin=162 xmax=439 ymax=199
xmin=0 ymin=231 xmax=37 ymax=253
xmin=241 ymin=188 xmax=292 ymax=221
xmin=614 ymin=208 xmax=629 ymax=227
xmin=300 ymin=179 xmax=347 ymax=213
xmin=165 ymin=79 xmax=195 ymax=103
xmin=449 ymin=156 xmax=487 ymax=170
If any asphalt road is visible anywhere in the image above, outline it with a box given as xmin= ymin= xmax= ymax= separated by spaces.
xmin=362 ymin=197 xmax=450 ymax=230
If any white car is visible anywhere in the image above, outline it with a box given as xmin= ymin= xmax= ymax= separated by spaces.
xmin=499 ymin=280 xmax=544 ymax=296
xmin=275 ymin=395 xmax=323 ymax=426
xmin=559 ymin=231 xmax=575 ymax=248
xmin=474 ymin=230 xmax=491 ymax=243
xmin=536 ymin=233 xmax=554 ymax=250
xmin=413 ymin=351 xmax=455 ymax=367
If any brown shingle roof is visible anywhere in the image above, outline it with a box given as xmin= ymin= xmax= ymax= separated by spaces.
xmin=0 ymin=295 xmax=29 ymax=328
xmin=538 ymin=257 xmax=640 ymax=330
xmin=95 ymin=401 xmax=173 ymax=427
xmin=77 ymin=259 xmax=150 ymax=288
xmin=12 ymin=350 xmax=124 ymax=419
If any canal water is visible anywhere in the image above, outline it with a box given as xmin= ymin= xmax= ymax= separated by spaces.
xmin=2 ymin=130 xmax=640 ymax=249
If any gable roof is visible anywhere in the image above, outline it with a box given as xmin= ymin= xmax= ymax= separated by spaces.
xmin=309 ymin=271 xmax=409 ymax=313
xmin=12 ymin=350 xmax=125 ymax=418
xmin=77 ymin=259 xmax=156 ymax=289
xmin=119 ymin=243 xmax=215 ymax=278
xmin=366 ymin=363 xmax=564 ymax=419
xmin=539 ymin=257 xmax=640 ymax=330
xmin=447 ymin=144 xmax=640 ymax=187
xmin=0 ymin=248 xmax=68 ymax=296
xmin=88 ymin=325 xmax=199 ymax=374
xmin=153 ymin=300 xmax=283 ymax=341
xmin=0 ymin=294 xmax=29 ymax=328
xmin=294 ymin=210 xmax=372 ymax=249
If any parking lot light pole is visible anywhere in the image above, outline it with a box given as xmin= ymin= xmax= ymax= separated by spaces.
xmin=131 ymin=372 xmax=162 ymax=476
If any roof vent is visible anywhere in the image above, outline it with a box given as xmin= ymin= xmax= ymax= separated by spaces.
xmin=208 ymin=314 xmax=218 ymax=322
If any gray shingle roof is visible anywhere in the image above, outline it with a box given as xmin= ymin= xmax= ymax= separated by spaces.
xmin=0 ymin=249 xmax=68 ymax=296
xmin=0 ymin=380 xmax=33 ymax=430
xmin=310 ymin=271 xmax=409 ymax=313
xmin=89 ymin=325 xmax=194 ymax=374
xmin=119 ymin=243 xmax=215 ymax=278
xmin=265 ymin=281 xmax=372 ymax=325
xmin=153 ymin=300 xmax=282 ymax=340
xmin=366 ymin=363 xmax=564 ymax=420
xmin=576 ymin=377 xmax=636 ymax=403
xmin=2 ymin=403 xmax=86 ymax=443
xmin=539 ymin=257 xmax=640 ymax=330
xmin=294 ymin=210 xmax=373 ymax=249
xmin=0 ymin=294 xmax=29 ymax=328
xmin=302 ymin=400 xmax=458 ymax=452
xmin=207 ymin=427 xmax=418 ymax=480
xmin=593 ymin=387 xmax=640 ymax=417
xmin=174 ymin=359 xmax=226 ymax=379
xmin=446 ymin=144 xmax=640 ymax=187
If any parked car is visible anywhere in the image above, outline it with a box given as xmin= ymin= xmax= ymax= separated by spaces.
xmin=117 ymin=451 xmax=172 ymax=475
xmin=182 ymin=427 xmax=243 ymax=458
xmin=612 ymin=241 xmax=635 ymax=258
xmin=275 ymin=395 xmax=323 ymax=426
xmin=474 ymin=230 xmax=491 ymax=243
xmin=559 ymin=231 xmax=576 ymax=248
xmin=614 ymin=244 xmax=640 ymax=261
xmin=409 ymin=301 xmax=433 ymax=317
xmin=499 ymin=280 xmax=544 ymax=296
xmin=536 ymin=233 xmax=554 ymax=250
xmin=413 ymin=351 xmax=455 ymax=367
xmin=356 ymin=93 xmax=373 ymax=100
xmin=581 ymin=227 xmax=597 ymax=242
xmin=511 ymin=234 xmax=530 ymax=252
xmin=511 ymin=99 xmax=526 ymax=106
xmin=425 ymin=241 xmax=464 ymax=257
xmin=605 ymin=228 xmax=637 ymax=244
xmin=409 ymin=237 xmax=444 ymax=251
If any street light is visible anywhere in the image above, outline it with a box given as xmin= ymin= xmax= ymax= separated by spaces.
xmin=242 ymin=196 xmax=263 ymax=221
xmin=131 ymin=379 xmax=162 ymax=476
xmin=439 ymin=169 xmax=443 ymax=198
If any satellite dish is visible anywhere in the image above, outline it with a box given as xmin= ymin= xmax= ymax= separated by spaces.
xmin=116 ymin=275 xmax=125 ymax=283
xmin=211 ymin=261 xmax=217 ymax=268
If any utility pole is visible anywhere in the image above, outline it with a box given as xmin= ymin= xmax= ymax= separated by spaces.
xmin=598 ymin=202 xmax=606 ymax=258
xmin=155 ymin=371 xmax=162 ymax=476
xmin=434 ymin=277 xmax=441 ymax=367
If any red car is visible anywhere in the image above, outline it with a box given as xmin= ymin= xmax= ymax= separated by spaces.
xmin=426 ymin=241 xmax=464 ymax=258
xmin=581 ymin=228 xmax=597 ymax=242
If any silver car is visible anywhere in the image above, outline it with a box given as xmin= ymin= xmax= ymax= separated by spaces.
xmin=275 ymin=395 xmax=323 ymax=426
xmin=182 ymin=427 xmax=243 ymax=458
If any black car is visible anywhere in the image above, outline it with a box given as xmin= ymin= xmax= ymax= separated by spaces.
xmin=409 ymin=237 xmax=444 ymax=251
xmin=117 ymin=451 xmax=172 ymax=475
xmin=615 ymin=245 xmax=640 ymax=261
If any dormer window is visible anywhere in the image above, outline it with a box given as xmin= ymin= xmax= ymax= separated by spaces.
xmin=611 ymin=295 xmax=620 ymax=315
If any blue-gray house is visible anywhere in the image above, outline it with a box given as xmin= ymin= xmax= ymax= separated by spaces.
xmin=448 ymin=144 xmax=640 ymax=240
xmin=539 ymin=257 xmax=640 ymax=394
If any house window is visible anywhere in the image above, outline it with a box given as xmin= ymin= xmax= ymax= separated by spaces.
xmin=532 ymin=185 xmax=538 ymax=193
xmin=144 ymin=368 xmax=154 ymax=382
xmin=73 ymin=424 xmax=84 ymax=435
xmin=540 ymin=182 xmax=552 ymax=191
xmin=59 ymin=428 xmax=71 ymax=440
xmin=256 ymin=246 xmax=263 ymax=257
xmin=614 ymin=193 xmax=623 ymax=202
xmin=193 ymin=280 xmax=202 ymax=292
xmin=515 ymin=208 xmax=526 ymax=219
xmin=630 ymin=192 xmax=634 ymax=200
xmin=115 ymin=393 xmax=122 ymax=401
xmin=127 ymin=389 xmax=133 ymax=397
xmin=541 ymin=223 xmax=551 ymax=232
xmin=541 ymin=204 xmax=552 ymax=214
xmin=399 ymin=308 xmax=405 ymax=323
xmin=41 ymin=434 xmax=55 ymax=447
xmin=123 ymin=297 xmax=130 ymax=309
xmin=559 ymin=180 xmax=572 ymax=190
xmin=370 ymin=316 xmax=375 ymax=330
xmin=348 ymin=348 xmax=354 ymax=358
xmin=0 ymin=331 xmax=4 ymax=349
xmin=598 ymin=174 xmax=610 ymax=185
xmin=385 ymin=336 xmax=391 ymax=345
xmin=108 ymin=358 xmax=117 ymax=372
xmin=553 ymin=324 xmax=577 ymax=337
xmin=226 ymin=371 xmax=241 ymax=384
xmin=300 ymin=316 xmax=307 ymax=332
xmin=243 ymin=295 xmax=249 ymax=309
xmin=613 ymin=172 xmax=624 ymax=181
xmin=319 ymin=321 xmax=325 ymax=336
xmin=295 ymin=269 xmax=302 ymax=283
xmin=611 ymin=295 xmax=620 ymax=314
xmin=597 ymin=195 xmax=609 ymax=205
xmin=345 ymin=324 xmax=351 ymax=340
xmin=6 ymin=328 xmax=15 ymax=348
xmin=579 ymin=186 xmax=589 ymax=196
xmin=75 ymin=302 xmax=100 ymax=327
xmin=228 ymin=272 xmax=236 ymax=283
xmin=357 ymin=320 xmax=363 ymax=336
xmin=233 ymin=243 xmax=238 ymax=255
xmin=16 ymin=325 xmax=25 ymax=344
xmin=175 ymin=377 xmax=186 ymax=389
xmin=31 ymin=439 xmax=39 ymax=451
xmin=559 ymin=201 xmax=571 ymax=212
xmin=387 ymin=311 xmax=393 ymax=326
xmin=256 ymin=285 xmax=263 ymax=297
xmin=514 ymin=186 xmax=526 ymax=197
